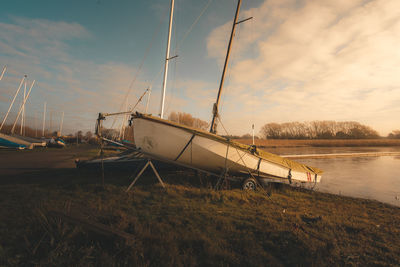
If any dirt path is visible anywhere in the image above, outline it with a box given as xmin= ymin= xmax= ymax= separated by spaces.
xmin=0 ymin=145 xmax=94 ymax=176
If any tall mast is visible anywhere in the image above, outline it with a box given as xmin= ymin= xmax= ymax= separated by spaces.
xmin=146 ymin=86 xmax=152 ymax=113
xmin=159 ymin=0 xmax=175 ymax=119
xmin=210 ymin=0 xmax=249 ymax=134
xmin=59 ymin=111 xmax=64 ymax=136
xmin=42 ymin=102 xmax=46 ymax=137
xmin=0 ymin=75 xmax=25 ymax=131
xmin=0 ymin=66 xmax=6 ymax=81
xmin=20 ymin=79 xmax=26 ymax=135
xmin=11 ymin=80 xmax=35 ymax=134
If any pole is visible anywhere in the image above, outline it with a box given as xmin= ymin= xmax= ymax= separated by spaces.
xmin=146 ymin=87 xmax=151 ymax=113
xmin=49 ymin=110 xmax=53 ymax=134
xmin=20 ymin=79 xmax=26 ymax=135
xmin=35 ymin=112 xmax=38 ymax=137
xmin=210 ymin=0 xmax=242 ymax=133
xmin=42 ymin=102 xmax=46 ymax=137
xmin=119 ymin=99 xmax=128 ymax=140
xmin=252 ymin=124 xmax=255 ymax=145
xmin=59 ymin=111 xmax=64 ymax=136
xmin=0 ymin=66 xmax=6 ymax=81
xmin=0 ymin=76 xmax=25 ymax=131
xmin=159 ymin=0 xmax=175 ymax=119
xmin=11 ymin=80 xmax=35 ymax=134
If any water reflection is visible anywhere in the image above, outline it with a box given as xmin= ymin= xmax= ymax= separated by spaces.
xmin=295 ymin=154 xmax=400 ymax=207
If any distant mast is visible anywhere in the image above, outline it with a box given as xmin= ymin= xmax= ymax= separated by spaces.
xmin=210 ymin=0 xmax=252 ymax=134
xmin=159 ymin=0 xmax=175 ymax=119
xmin=0 ymin=66 xmax=6 ymax=81
xmin=59 ymin=111 xmax=64 ymax=136
xmin=42 ymin=102 xmax=46 ymax=137
xmin=0 ymin=75 xmax=25 ymax=131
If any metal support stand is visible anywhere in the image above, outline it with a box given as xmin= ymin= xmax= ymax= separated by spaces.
xmin=126 ymin=160 xmax=166 ymax=192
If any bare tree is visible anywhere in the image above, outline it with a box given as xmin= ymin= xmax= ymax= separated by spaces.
xmin=260 ymin=120 xmax=380 ymax=139
xmin=168 ymin=111 xmax=209 ymax=131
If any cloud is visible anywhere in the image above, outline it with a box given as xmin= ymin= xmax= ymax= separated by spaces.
xmin=206 ymin=0 xmax=400 ymax=135
xmin=0 ymin=17 xmax=146 ymax=134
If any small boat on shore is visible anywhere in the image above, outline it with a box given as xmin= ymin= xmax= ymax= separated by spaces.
xmin=47 ymin=137 xmax=66 ymax=148
xmin=129 ymin=0 xmax=322 ymax=188
xmin=128 ymin=0 xmax=323 ymax=188
xmin=132 ymin=113 xmax=322 ymax=187
xmin=0 ymin=132 xmax=46 ymax=149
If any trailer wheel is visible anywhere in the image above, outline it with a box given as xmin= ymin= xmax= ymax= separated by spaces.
xmin=242 ymin=178 xmax=257 ymax=190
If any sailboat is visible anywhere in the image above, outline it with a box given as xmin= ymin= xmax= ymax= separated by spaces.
xmin=128 ymin=0 xmax=323 ymax=188
xmin=0 ymin=75 xmax=46 ymax=149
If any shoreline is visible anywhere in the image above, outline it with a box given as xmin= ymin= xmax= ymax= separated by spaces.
xmin=235 ymin=138 xmax=400 ymax=147
xmin=283 ymin=151 xmax=400 ymax=159
xmin=0 ymin=145 xmax=399 ymax=265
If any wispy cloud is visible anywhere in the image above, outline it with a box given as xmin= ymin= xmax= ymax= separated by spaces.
xmin=206 ymin=0 xmax=400 ymax=135
xmin=0 ymin=17 xmax=146 ymax=134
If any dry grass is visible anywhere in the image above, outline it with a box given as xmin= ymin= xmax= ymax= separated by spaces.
xmin=235 ymin=138 xmax=400 ymax=147
xmin=0 ymin=165 xmax=399 ymax=266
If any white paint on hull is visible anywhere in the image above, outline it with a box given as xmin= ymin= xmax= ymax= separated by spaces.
xmin=133 ymin=118 xmax=321 ymax=184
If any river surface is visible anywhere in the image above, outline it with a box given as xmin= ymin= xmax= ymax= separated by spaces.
xmin=267 ymin=147 xmax=400 ymax=207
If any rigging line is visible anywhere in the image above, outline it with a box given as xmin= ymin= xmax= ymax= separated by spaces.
xmin=165 ymin=0 xmax=213 ymax=116
xmin=149 ymin=0 xmax=213 ymax=116
xmin=218 ymin=15 xmax=242 ymax=126
xmin=111 ymin=9 xmax=168 ymax=128
xmin=146 ymin=0 xmax=213 ymax=116
xmin=175 ymin=0 xmax=214 ymax=52
xmin=217 ymin=116 xmax=230 ymax=136
xmin=148 ymin=65 xmax=165 ymax=91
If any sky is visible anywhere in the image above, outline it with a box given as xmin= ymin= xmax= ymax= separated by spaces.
xmin=0 ymin=0 xmax=399 ymax=136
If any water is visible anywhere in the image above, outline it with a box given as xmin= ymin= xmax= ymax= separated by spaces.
xmin=267 ymin=147 xmax=400 ymax=207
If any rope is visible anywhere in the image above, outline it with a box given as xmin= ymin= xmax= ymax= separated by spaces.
xmin=164 ymin=0 xmax=214 ymax=116
xmin=175 ymin=0 xmax=214 ymax=51
xmin=216 ymin=116 xmax=230 ymax=136
xmin=111 ymin=9 xmax=168 ymax=129
xmin=216 ymin=116 xmax=271 ymax=197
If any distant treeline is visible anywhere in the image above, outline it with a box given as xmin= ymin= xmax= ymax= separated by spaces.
xmin=388 ymin=130 xmax=400 ymax=139
xmin=260 ymin=121 xmax=380 ymax=139
xmin=168 ymin=112 xmax=209 ymax=131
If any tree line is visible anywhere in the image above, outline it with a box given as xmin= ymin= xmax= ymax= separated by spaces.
xmin=260 ymin=121 xmax=381 ymax=139
xmin=168 ymin=112 xmax=209 ymax=131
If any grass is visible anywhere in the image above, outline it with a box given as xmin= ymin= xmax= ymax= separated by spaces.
xmin=235 ymin=138 xmax=400 ymax=147
xmin=1 ymin=164 xmax=399 ymax=266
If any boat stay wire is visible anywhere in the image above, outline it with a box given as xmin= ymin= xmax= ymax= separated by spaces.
xmin=175 ymin=0 xmax=214 ymax=52
xmin=141 ymin=0 xmax=215 ymax=116
xmin=164 ymin=0 xmax=214 ymax=116
xmin=110 ymin=11 xmax=168 ymax=129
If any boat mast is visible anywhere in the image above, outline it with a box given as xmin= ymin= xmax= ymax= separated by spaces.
xmin=159 ymin=0 xmax=175 ymax=119
xmin=42 ymin=102 xmax=46 ymax=137
xmin=0 ymin=66 xmax=6 ymax=81
xmin=11 ymin=79 xmax=35 ymax=134
xmin=0 ymin=75 xmax=25 ymax=131
xmin=59 ymin=111 xmax=64 ymax=136
xmin=210 ymin=0 xmax=251 ymax=134
xmin=20 ymin=79 xmax=26 ymax=135
xmin=146 ymin=86 xmax=151 ymax=113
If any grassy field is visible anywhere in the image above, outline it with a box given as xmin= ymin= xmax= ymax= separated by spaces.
xmin=235 ymin=138 xmax=400 ymax=147
xmin=1 ymin=146 xmax=399 ymax=266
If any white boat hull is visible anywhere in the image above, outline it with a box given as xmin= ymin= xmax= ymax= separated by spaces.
xmin=133 ymin=116 xmax=322 ymax=185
